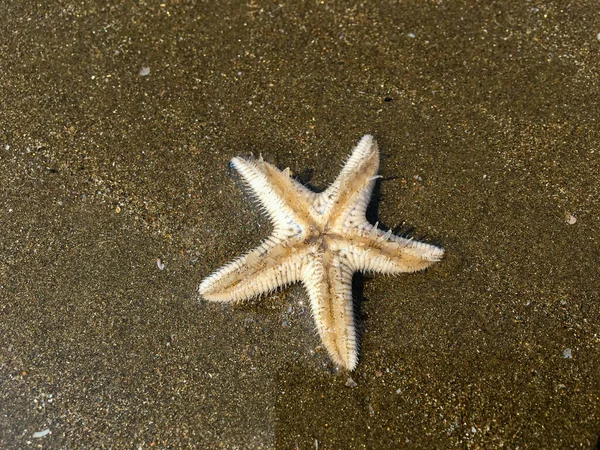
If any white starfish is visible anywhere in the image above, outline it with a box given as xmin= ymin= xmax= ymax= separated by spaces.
xmin=199 ymin=135 xmax=443 ymax=370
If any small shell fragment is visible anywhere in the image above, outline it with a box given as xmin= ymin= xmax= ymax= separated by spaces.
xmin=32 ymin=429 xmax=50 ymax=438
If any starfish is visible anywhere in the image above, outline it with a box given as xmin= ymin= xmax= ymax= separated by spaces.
xmin=199 ymin=135 xmax=443 ymax=370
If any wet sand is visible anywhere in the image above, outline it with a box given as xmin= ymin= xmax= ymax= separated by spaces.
xmin=1 ymin=1 xmax=599 ymax=448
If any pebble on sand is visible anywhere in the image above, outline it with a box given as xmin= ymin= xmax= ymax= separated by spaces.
xmin=345 ymin=377 xmax=358 ymax=388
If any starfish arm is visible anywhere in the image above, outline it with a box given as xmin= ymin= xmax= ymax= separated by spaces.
xmin=199 ymin=236 xmax=307 ymax=302
xmin=336 ymin=227 xmax=444 ymax=274
xmin=231 ymin=156 xmax=316 ymax=233
xmin=314 ymin=135 xmax=379 ymax=224
xmin=301 ymin=249 xmax=358 ymax=370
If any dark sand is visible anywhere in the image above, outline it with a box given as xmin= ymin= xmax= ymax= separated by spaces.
xmin=1 ymin=0 xmax=599 ymax=448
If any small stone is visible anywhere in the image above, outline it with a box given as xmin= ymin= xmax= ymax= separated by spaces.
xmin=566 ymin=214 xmax=577 ymax=225
xmin=115 ymin=205 xmax=121 ymax=213
xmin=345 ymin=377 xmax=357 ymax=388
xmin=139 ymin=66 xmax=151 ymax=76
xmin=563 ymin=348 xmax=572 ymax=359
xmin=157 ymin=258 xmax=165 ymax=270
